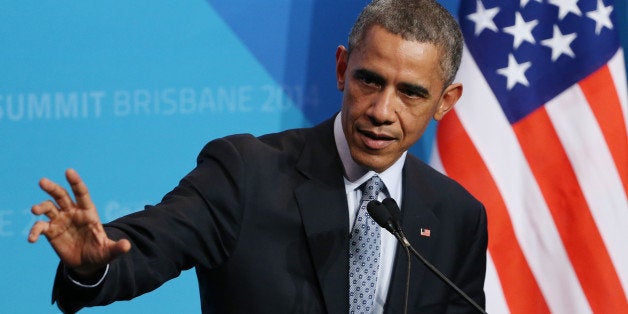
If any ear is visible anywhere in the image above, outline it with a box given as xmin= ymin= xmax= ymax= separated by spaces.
xmin=433 ymin=83 xmax=462 ymax=121
xmin=335 ymin=45 xmax=348 ymax=91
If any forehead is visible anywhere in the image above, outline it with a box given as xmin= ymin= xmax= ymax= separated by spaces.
xmin=349 ymin=26 xmax=444 ymax=83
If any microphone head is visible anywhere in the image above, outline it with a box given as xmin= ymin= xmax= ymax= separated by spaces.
xmin=382 ymin=198 xmax=402 ymax=230
xmin=367 ymin=200 xmax=395 ymax=233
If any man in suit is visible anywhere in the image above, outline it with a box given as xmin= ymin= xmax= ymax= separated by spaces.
xmin=28 ymin=0 xmax=487 ymax=313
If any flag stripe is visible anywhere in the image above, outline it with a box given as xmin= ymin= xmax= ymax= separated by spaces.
xmin=483 ymin=253 xmax=509 ymax=314
xmin=448 ymin=48 xmax=591 ymax=313
xmin=578 ymin=65 xmax=628 ymax=195
xmin=545 ymin=80 xmax=628 ymax=299
xmin=608 ymin=50 xmax=628 ymax=121
xmin=513 ymin=108 xmax=628 ymax=312
xmin=437 ymin=111 xmax=550 ymax=313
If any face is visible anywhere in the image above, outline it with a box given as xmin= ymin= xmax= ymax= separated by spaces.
xmin=336 ymin=25 xmax=462 ymax=172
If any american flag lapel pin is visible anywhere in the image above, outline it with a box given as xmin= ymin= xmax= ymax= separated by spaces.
xmin=420 ymin=227 xmax=431 ymax=237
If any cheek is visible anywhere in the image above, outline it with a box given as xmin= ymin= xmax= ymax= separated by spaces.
xmin=399 ymin=111 xmax=433 ymax=143
xmin=342 ymin=90 xmax=369 ymax=118
xmin=340 ymin=94 xmax=355 ymax=121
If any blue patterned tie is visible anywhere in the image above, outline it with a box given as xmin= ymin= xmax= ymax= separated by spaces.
xmin=349 ymin=175 xmax=386 ymax=313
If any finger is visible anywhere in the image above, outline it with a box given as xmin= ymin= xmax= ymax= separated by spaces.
xmin=109 ymin=239 xmax=132 ymax=258
xmin=27 ymin=220 xmax=50 ymax=243
xmin=39 ymin=177 xmax=74 ymax=210
xmin=65 ymin=169 xmax=95 ymax=209
xmin=106 ymin=239 xmax=132 ymax=263
xmin=31 ymin=200 xmax=60 ymax=220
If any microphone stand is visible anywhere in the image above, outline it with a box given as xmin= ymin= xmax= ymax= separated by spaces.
xmin=394 ymin=231 xmax=411 ymax=314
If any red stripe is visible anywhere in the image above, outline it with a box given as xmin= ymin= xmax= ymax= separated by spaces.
xmin=437 ymin=111 xmax=550 ymax=313
xmin=513 ymin=107 xmax=628 ymax=313
xmin=578 ymin=65 xmax=628 ymax=195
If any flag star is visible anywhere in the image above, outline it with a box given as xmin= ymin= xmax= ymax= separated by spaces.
xmin=541 ymin=25 xmax=578 ymax=61
xmin=496 ymin=54 xmax=532 ymax=90
xmin=503 ymin=12 xmax=539 ymax=49
xmin=520 ymin=0 xmax=542 ymax=8
xmin=467 ymin=0 xmax=501 ymax=36
xmin=586 ymin=0 xmax=613 ymax=35
xmin=548 ymin=0 xmax=582 ymax=20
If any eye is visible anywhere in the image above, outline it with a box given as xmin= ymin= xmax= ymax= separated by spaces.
xmin=400 ymin=88 xmax=420 ymax=98
xmin=354 ymin=70 xmax=384 ymax=89
xmin=361 ymin=75 xmax=378 ymax=86
xmin=398 ymin=84 xmax=429 ymax=99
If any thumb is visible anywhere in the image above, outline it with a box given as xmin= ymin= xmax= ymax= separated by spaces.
xmin=108 ymin=239 xmax=132 ymax=260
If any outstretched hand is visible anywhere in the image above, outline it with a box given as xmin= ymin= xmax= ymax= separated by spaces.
xmin=28 ymin=169 xmax=131 ymax=277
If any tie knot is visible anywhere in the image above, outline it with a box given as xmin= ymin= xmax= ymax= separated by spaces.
xmin=360 ymin=175 xmax=386 ymax=202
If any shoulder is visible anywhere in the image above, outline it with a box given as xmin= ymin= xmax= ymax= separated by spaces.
xmin=196 ymin=117 xmax=335 ymax=166
xmin=196 ymin=127 xmax=310 ymax=165
xmin=404 ymin=154 xmax=484 ymax=212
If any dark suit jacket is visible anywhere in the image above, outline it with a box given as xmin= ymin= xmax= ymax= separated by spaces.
xmin=53 ymin=116 xmax=487 ymax=313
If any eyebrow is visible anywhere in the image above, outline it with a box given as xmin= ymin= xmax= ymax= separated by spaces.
xmin=353 ymin=68 xmax=430 ymax=98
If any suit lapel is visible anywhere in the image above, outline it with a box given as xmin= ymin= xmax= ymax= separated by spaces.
xmin=385 ymin=158 xmax=440 ymax=312
xmin=294 ymin=117 xmax=350 ymax=313
xmin=401 ymin=159 xmax=440 ymax=272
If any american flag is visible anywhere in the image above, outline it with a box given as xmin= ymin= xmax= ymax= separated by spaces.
xmin=431 ymin=0 xmax=628 ymax=313
xmin=420 ymin=227 xmax=431 ymax=237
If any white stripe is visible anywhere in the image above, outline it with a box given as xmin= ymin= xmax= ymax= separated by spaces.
xmin=451 ymin=47 xmax=591 ymax=313
xmin=608 ymin=49 xmax=628 ymax=128
xmin=546 ymin=84 xmax=628 ymax=298
xmin=428 ymin=144 xmax=444 ymax=174
xmin=484 ymin=253 xmax=510 ymax=314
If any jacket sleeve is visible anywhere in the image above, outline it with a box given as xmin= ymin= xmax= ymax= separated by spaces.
xmin=52 ymin=136 xmax=251 ymax=313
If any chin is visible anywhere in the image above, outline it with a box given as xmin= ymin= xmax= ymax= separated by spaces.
xmin=354 ymin=154 xmax=390 ymax=173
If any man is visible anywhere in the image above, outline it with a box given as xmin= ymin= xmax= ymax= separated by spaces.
xmin=29 ymin=0 xmax=487 ymax=313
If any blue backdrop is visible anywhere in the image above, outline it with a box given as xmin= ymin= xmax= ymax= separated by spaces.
xmin=1 ymin=1 xmax=626 ymax=312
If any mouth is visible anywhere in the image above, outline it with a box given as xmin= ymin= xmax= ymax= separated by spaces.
xmin=357 ymin=128 xmax=396 ymax=150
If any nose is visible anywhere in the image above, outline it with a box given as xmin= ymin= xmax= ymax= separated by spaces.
xmin=367 ymin=88 xmax=396 ymax=125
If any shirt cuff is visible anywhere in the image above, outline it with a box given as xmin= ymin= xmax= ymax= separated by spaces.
xmin=66 ymin=264 xmax=110 ymax=288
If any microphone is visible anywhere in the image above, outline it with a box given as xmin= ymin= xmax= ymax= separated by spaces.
xmin=368 ymin=198 xmax=488 ymax=314
xmin=382 ymin=198 xmax=402 ymax=232
xmin=367 ymin=200 xmax=411 ymax=248
xmin=366 ymin=200 xmax=397 ymax=235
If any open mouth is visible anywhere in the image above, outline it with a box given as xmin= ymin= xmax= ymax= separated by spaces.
xmin=358 ymin=129 xmax=395 ymax=150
